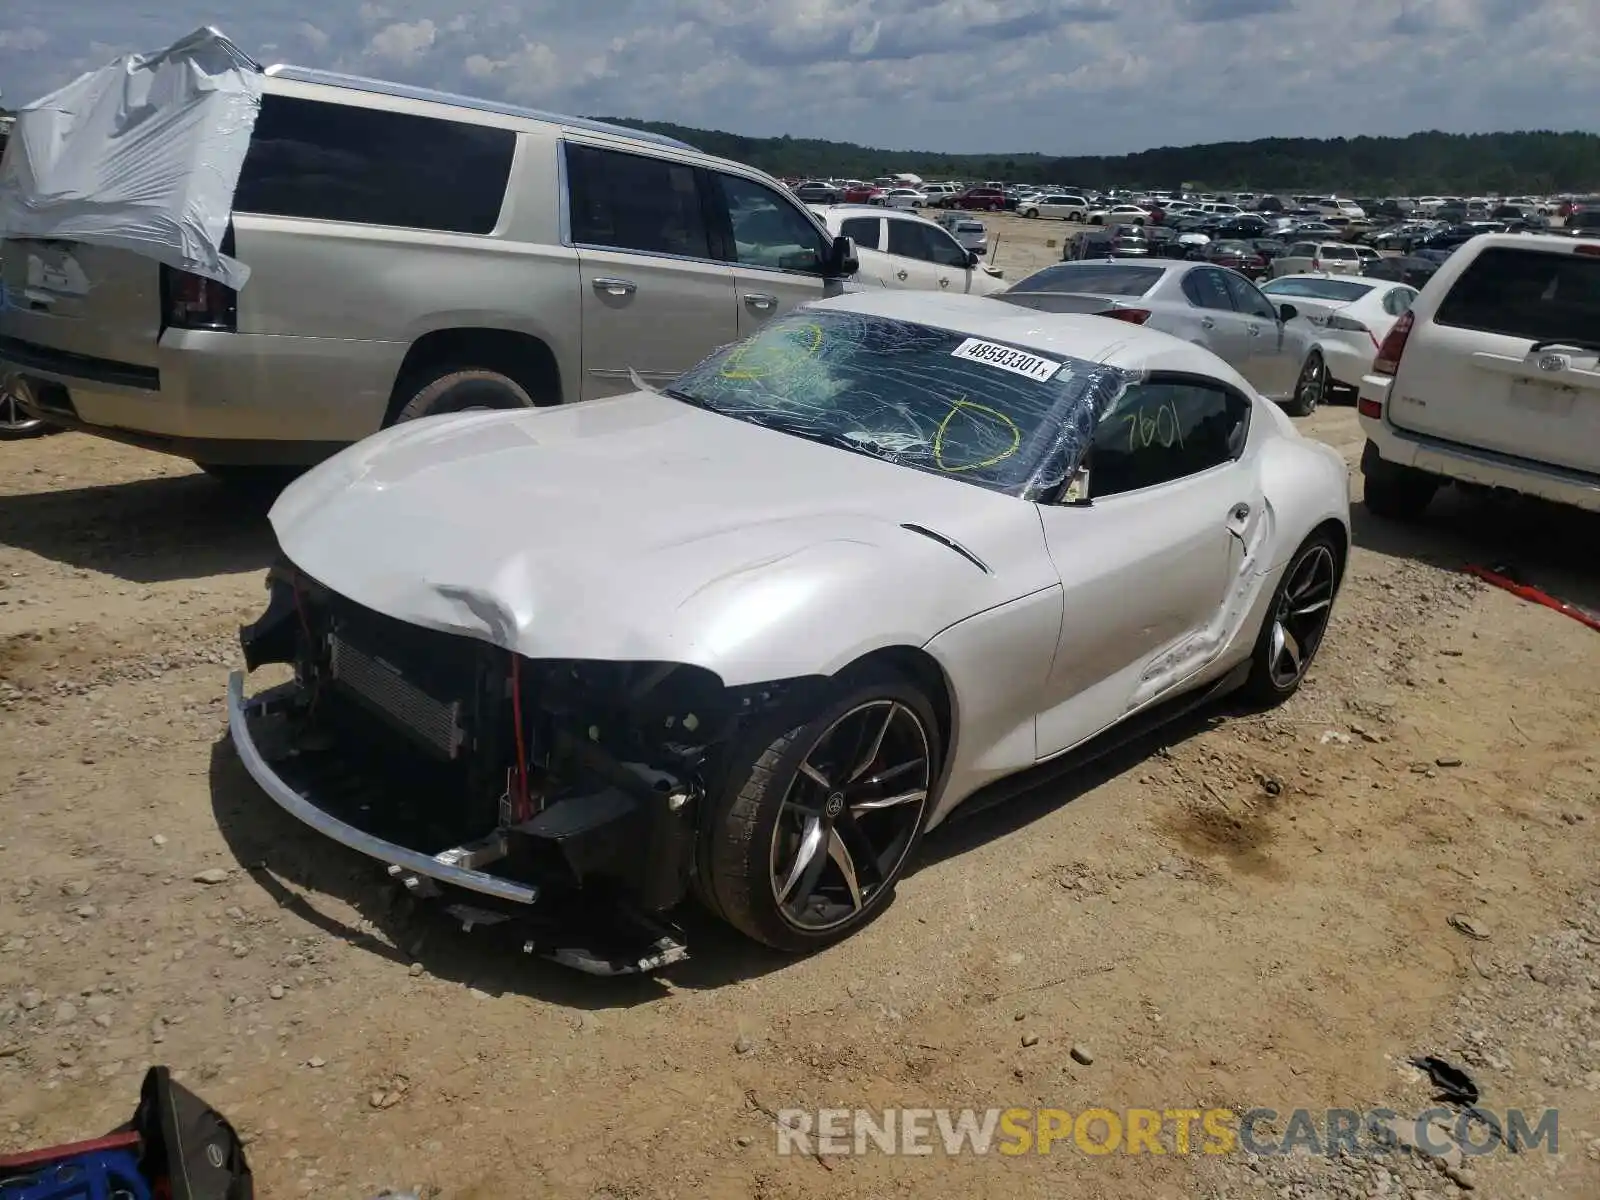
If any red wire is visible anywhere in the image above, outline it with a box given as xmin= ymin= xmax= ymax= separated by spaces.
xmin=510 ymin=654 xmax=530 ymax=821
xmin=1465 ymin=565 xmax=1600 ymax=634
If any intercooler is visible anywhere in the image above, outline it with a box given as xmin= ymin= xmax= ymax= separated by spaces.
xmin=326 ymin=630 xmax=468 ymax=759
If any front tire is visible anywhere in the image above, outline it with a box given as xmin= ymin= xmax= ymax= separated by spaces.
xmin=0 ymin=381 xmax=48 ymax=440
xmin=1241 ymin=531 xmax=1342 ymax=706
xmin=702 ymin=666 xmax=940 ymax=952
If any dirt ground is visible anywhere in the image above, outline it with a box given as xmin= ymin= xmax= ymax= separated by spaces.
xmin=3 ymin=216 xmax=1599 ymax=1200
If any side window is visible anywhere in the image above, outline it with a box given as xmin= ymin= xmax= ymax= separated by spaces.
xmin=1090 ymin=381 xmax=1252 ymax=498
xmin=925 ymin=225 xmax=972 ymax=268
xmin=887 ymin=219 xmax=939 ymax=262
xmin=234 ymin=95 xmax=514 ymax=233
xmin=840 ymin=216 xmax=882 ymax=251
xmin=565 ymin=145 xmax=710 ymax=259
xmin=1182 ymin=268 xmax=1234 ymax=311
xmin=1289 ymin=243 xmax=1313 ymax=257
xmin=1222 ymin=272 xmax=1278 ymax=320
xmin=716 ymin=174 xmax=828 ymax=273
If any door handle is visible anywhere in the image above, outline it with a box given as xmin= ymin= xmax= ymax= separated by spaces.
xmin=744 ymin=293 xmax=778 ymax=312
xmin=1200 ymin=317 xmax=1215 ymax=329
xmin=592 ymin=277 xmax=636 ymax=297
xmin=896 ymin=269 xmax=909 ymax=281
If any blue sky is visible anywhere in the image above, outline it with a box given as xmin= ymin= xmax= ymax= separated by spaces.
xmin=1 ymin=1 xmax=1594 ymax=156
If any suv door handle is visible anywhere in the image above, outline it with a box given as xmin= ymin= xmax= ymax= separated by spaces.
xmin=592 ymin=277 xmax=636 ymax=297
xmin=1199 ymin=317 xmax=1215 ymax=329
xmin=744 ymin=293 xmax=778 ymax=312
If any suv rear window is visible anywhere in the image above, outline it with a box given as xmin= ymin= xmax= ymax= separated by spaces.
xmin=1434 ymin=247 xmax=1600 ymax=342
xmin=234 ymin=96 xmax=514 ymax=234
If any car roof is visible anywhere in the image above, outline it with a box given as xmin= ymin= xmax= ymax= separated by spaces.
xmin=806 ymin=291 xmax=1252 ymax=389
xmin=263 ymin=64 xmax=696 ymax=150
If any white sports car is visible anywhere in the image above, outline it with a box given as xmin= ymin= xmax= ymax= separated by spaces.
xmin=228 ymin=291 xmax=1350 ymax=973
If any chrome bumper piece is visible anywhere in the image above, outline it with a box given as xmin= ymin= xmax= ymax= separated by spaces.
xmin=226 ymin=671 xmax=539 ymax=906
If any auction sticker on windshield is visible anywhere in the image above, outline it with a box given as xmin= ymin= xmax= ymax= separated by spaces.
xmin=950 ymin=338 xmax=1063 ymax=383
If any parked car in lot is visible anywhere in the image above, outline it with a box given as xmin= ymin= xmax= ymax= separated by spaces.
xmin=0 ymin=56 xmax=861 ymax=475
xmin=1261 ymin=274 xmax=1418 ymax=399
xmin=1200 ymin=240 xmax=1270 ymax=279
xmin=230 ymin=288 xmax=1350 ymax=962
xmin=953 ymin=187 xmax=1007 ymax=212
xmin=810 ymin=206 xmax=1005 ymax=295
xmin=937 ymin=213 xmax=989 ymax=256
xmin=1088 ymin=204 xmax=1152 ymax=227
xmin=1361 ymin=255 xmax=1440 ymax=289
xmin=1270 ymin=242 xmax=1364 ymax=278
xmin=1000 ymin=260 xmax=1329 ymax=413
xmin=1019 ymin=194 xmax=1090 ymax=221
xmin=883 ymin=188 xmax=930 ymax=210
xmin=1358 ymin=233 xmax=1600 ymax=518
xmin=793 ymin=180 xmax=844 ymax=204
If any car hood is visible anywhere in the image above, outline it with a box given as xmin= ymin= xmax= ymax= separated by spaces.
xmin=268 ymin=392 xmax=1051 ymax=683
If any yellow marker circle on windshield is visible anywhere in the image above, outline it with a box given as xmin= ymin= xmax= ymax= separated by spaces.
xmin=933 ymin=398 xmax=1021 ymax=472
xmin=719 ymin=321 xmax=824 ymax=380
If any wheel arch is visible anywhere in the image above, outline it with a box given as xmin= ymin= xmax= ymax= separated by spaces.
xmin=384 ymin=327 xmax=563 ymax=426
xmin=832 ymin=645 xmax=956 ymax=771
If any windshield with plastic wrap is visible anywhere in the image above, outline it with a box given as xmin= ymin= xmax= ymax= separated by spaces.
xmin=667 ymin=310 xmax=1135 ymax=500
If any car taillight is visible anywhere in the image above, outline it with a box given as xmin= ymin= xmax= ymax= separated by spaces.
xmin=1099 ymin=308 xmax=1152 ymax=324
xmin=1325 ymin=314 xmax=1376 ymax=345
xmin=1576 ymin=243 xmax=1600 ymax=256
xmin=1372 ymin=309 xmax=1414 ymax=376
xmin=160 ymin=265 xmax=237 ymax=332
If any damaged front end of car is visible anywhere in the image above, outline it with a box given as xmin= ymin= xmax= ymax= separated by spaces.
xmin=226 ymin=560 xmax=813 ymax=975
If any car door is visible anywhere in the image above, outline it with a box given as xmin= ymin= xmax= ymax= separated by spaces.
xmin=1179 ymin=267 xmax=1254 ymax=371
xmin=1034 ymin=377 xmax=1262 ymax=757
xmin=921 ymin=220 xmax=991 ymax=293
xmin=883 ymin=217 xmax=946 ymax=289
xmin=565 ymin=142 xmax=737 ymax=399
xmin=709 ymin=172 xmax=841 ymax=338
xmin=1223 ymin=270 xmax=1301 ymax=397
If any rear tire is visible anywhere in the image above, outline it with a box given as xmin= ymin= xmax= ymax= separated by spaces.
xmin=0 ymin=381 xmax=49 ymax=440
xmin=1285 ymin=351 xmax=1326 ymax=416
xmin=393 ymin=368 xmax=538 ymax=424
xmin=703 ymin=665 xmax=940 ymax=952
xmin=1361 ymin=443 xmax=1439 ymax=520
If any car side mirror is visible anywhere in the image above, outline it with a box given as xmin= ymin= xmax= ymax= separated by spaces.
xmin=967 ymin=249 xmax=981 ymax=267
xmin=1276 ymin=302 xmax=1298 ymax=322
xmin=829 ymin=235 xmax=859 ymax=278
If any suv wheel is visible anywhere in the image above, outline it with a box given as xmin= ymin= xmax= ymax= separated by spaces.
xmin=394 ymin=368 xmax=538 ymax=423
xmin=0 ymin=380 xmax=48 ymax=440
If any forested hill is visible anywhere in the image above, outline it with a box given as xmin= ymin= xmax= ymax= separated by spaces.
xmin=590 ymin=119 xmax=1600 ymax=193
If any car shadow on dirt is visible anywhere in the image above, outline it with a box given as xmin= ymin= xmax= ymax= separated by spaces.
xmin=206 ymin=740 xmax=801 ymax=1005
xmin=916 ymin=702 xmax=1224 ymax=869
xmin=0 ymin=473 xmax=277 ymax=583
xmin=1351 ymin=488 xmax=1600 ymax=620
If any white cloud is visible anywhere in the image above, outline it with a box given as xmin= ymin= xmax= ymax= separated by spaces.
xmin=0 ymin=0 xmax=1595 ymax=157
xmin=366 ymin=18 xmax=437 ymax=67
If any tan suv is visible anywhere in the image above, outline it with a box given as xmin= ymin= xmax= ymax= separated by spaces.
xmin=0 ymin=65 xmax=859 ymax=476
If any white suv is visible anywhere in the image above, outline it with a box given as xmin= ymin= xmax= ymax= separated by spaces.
xmin=809 ymin=205 xmax=1005 ymax=294
xmin=1357 ymin=233 xmax=1600 ymax=517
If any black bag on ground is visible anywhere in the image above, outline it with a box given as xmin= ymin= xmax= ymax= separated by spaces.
xmin=123 ymin=1065 xmax=253 ymax=1200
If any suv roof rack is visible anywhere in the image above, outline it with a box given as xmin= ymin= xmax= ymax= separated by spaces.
xmin=262 ymin=64 xmax=699 ymax=152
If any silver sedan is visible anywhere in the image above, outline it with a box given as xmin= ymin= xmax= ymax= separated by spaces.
xmin=999 ymin=259 xmax=1329 ymax=414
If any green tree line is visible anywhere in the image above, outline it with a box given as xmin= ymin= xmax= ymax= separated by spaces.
xmin=592 ymin=120 xmax=1600 ymax=194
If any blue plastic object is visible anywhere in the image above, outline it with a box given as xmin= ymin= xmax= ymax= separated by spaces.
xmin=0 ymin=1148 xmax=151 ymax=1200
